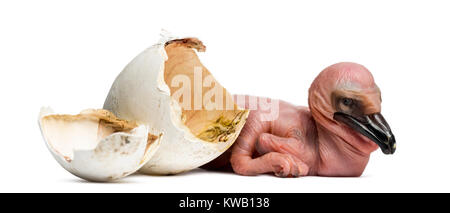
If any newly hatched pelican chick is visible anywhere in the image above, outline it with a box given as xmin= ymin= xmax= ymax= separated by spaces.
xmin=205 ymin=62 xmax=396 ymax=177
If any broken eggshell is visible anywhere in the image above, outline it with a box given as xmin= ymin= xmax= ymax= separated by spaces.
xmin=104 ymin=32 xmax=250 ymax=175
xmin=38 ymin=107 xmax=162 ymax=182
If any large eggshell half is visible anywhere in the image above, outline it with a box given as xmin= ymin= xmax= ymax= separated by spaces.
xmin=104 ymin=31 xmax=249 ymax=175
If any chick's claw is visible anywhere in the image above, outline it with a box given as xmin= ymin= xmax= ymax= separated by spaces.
xmin=269 ymin=152 xmax=306 ymax=177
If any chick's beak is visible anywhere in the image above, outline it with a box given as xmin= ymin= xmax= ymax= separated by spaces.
xmin=333 ymin=112 xmax=396 ymax=154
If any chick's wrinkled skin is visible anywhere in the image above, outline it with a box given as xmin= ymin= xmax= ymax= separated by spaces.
xmin=230 ymin=100 xmax=318 ymax=177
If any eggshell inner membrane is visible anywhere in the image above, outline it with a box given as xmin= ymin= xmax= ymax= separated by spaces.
xmin=40 ymin=109 xmax=141 ymax=161
xmin=164 ymin=38 xmax=247 ymax=143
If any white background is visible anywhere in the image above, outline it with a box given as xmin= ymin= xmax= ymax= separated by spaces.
xmin=1 ymin=0 xmax=449 ymax=192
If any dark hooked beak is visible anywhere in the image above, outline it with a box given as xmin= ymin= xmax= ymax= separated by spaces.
xmin=333 ymin=112 xmax=396 ymax=154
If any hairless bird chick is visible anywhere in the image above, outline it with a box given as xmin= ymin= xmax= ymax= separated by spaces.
xmin=203 ymin=62 xmax=396 ymax=177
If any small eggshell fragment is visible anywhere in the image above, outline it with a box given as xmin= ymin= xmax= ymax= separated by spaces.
xmin=38 ymin=107 xmax=161 ymax=182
